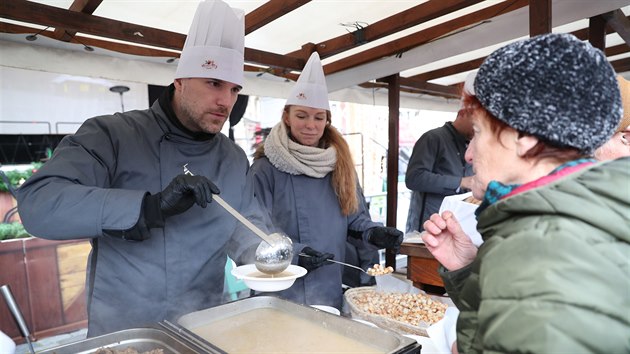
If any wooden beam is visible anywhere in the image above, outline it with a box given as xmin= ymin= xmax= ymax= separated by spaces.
xmin=0 ymin=0 xmax=305 ymax=71
xmin=0 ymin=0 xmax=185 ymax=49
xmin=612 ymin=57 xmax=630 ymax=73
xmin=601 ymin=9 xmax=630 ymax=46
xmin=323 ymin=0 xmax=528 ymax=75
xmin=407 ymin=21 xmax=630 ymax=87
xmin=606 ymin=43 xmax=630 ymax=57
xmin=409 ymin=57 xmax=486 ymax=82
xmin=245 ymin=0 xmax=310 ymax=34
xmin=0 ymin=22 xmax=180 ymax=58
xmin=287 ymin=0 xmax=483 ymax=59
xmin=53 ymin=0 xmax=103 ymax=42
xmin=529 ymin=0 xmax=552 ymax=36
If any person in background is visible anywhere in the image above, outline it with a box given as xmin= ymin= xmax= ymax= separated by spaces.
xmin=405 ymin=80 xmax=475 ymax=233
xmin=17 ymin=0 xmax=266 ymax=337
xmin=247 ymin=52 xmax=403 ymax=310
xmin=595 ymin=75 xmax=630 ymax=161
xmin=422 ymin=33 xmax=629 ymax=353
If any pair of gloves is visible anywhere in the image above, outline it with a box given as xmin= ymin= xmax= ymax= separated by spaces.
xmin=298 ymin=226 xmax=404 ymax=271
xmin=107 ymin=174 xmax=219 ymax=241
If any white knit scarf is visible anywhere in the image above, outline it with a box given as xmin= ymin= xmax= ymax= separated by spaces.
xmin=264 ymin=121 xmax=337 ymax=178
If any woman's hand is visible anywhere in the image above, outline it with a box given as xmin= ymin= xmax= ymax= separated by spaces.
xmin=421 ymin=211 xmax=478 ymax=271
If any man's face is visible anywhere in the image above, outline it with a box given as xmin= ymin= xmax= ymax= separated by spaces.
xmin=173 ymin=78 xmax=242 ymax=134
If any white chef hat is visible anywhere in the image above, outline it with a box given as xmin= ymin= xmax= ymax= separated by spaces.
xmin=459 ymin=71 xmax=477 ymax=109
xmin=175 ymin=0 xmax=245 ymax=86
xmin=286 ymin=52 xmax=331 ymax=111
xmin=463 ymin=71 xmax=477 ymax=96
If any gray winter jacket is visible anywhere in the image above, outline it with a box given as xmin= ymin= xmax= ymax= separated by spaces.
xmin=17 ymin=87 xmax=262 ymax=336
xmin=247 ymin=157 xmax=380 ymax=309
xmin=405 ymin=122 xmax=473 ymax=232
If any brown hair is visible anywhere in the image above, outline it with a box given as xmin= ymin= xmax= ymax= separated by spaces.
xmin=461 ymin=92 xmax=585 ymax=163
xmin=254 ymin=106 xmax=359 ymax=215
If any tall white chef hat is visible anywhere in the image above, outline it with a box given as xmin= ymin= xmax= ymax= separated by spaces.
xmin=286 ymin=52 xmax=331 ymax=111
xmin=463 ymin=71 xmax=477 ymax=96
xmin=175 ymin=0 xmax=245 ymax=86
xmin=459 ymin=71 xmax=477 ymax=108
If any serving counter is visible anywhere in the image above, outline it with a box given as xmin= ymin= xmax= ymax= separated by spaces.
xmin=399 ymin=243 xmax=445 ymax=295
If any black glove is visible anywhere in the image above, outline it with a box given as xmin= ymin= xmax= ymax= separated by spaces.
xmin=299 ymin=247 xmax=335 ymax=272
xmin=368 ymin=227 xmax=404 ymax=250
xmin=158 ymin=174 xmax=220 ymax=217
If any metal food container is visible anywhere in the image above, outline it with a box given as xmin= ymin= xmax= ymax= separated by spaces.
xmin=37 ymin=327 xmax=205 ymax=354
xmin=37 ymin=296 xmax=421 ymax=354
xmin=176 ymin=296 xmax=420 ymax=354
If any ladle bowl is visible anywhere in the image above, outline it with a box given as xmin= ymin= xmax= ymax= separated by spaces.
xmin=255 ymin=232 xmax=293 ymax=274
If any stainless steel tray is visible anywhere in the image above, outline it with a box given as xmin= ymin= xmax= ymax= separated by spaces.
xmin=38 ymin=327 xmax=204 ymax=354
xmin=176 ymin=296 xmax=420 ymax=354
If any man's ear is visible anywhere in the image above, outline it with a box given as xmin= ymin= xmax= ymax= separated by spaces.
xmin=515 ymin=135 xmax=539 ymax=157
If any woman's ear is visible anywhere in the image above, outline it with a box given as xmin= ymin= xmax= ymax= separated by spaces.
xmin=282 ymin=111 xmax=290 ymax=127
xmin=515 ymin=135 xmax=539 ymax=156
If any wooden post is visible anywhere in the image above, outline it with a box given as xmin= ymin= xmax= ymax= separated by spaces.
xmin=588 ymin=15 xmax=607 ymax=51
xmin=529 ymin=0 xmax=552 ymax=37
xmin=384 ymin=74 xmax=400 ymax=269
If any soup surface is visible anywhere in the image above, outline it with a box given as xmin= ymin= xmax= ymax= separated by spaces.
xmin=247 ymin=271 xmax=293 ymax=278
xmin=191 ymin=308 xmax=385 ymax=353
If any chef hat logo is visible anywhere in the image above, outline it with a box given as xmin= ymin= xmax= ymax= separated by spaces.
xmin=175 ymin=0 xmax=245 ymax=86
xmin=286 ymin=52 xmax=330 ymax=111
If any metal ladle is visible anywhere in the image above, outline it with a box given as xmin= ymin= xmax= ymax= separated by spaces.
xmin=182 ymin=166 xmax=293 ymax=274
xmin=212 ymin=195 xmax=293 ymax=274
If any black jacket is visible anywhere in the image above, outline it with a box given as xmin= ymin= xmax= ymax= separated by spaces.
xmin=405 ymin=122 xmax=473 ymax=232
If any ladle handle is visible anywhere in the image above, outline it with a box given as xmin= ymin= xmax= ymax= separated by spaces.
xmin=213 ymin=194 xmax=273 ymax=245
xmin=182 ymin=165 xmax=273 ymax=246
xmin=298 ymin=253 xmax=371 ymax=275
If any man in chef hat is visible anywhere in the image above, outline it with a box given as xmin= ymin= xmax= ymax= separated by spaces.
xmin=18 ymin=0 xmax=270 ymax=337
xmin=172 ymin=0 xmax=245 ymax=134
xmin=248 ymin=52 xmax=403 ymax=310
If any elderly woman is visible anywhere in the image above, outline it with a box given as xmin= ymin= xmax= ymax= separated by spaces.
xmin=422 ymin=33 xmax=629 ymax=353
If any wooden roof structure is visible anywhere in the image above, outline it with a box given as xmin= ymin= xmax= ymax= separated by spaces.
xmin=1 ymin=0 xmax=629 ymax=265
xmin=1 ymin=1 xmax=629 ymax=100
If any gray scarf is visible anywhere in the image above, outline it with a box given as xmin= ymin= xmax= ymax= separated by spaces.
xmin=264 ymin=122 xmax=337 ymax=178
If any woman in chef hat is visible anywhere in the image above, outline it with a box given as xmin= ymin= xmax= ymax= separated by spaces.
xmin=247 ymin=52 xmax=403 ymax=310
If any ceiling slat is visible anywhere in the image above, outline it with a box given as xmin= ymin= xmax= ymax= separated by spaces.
xmin=0 ymin=0 xmax=185 ymax=50
xmin=53 ymin=0 xmax=103 ymax=42
xmin=286 ymin=0 xmax=484 ymax=59
xmin=322 ymin=0 xmax=529 ymax=75
xmin=602 ymin=9 xmax=630 ymax=45
xmin=0 ymin=0 xmax=627 ymax=100
xmin=245 ymin=0 xmax=310 ymax=34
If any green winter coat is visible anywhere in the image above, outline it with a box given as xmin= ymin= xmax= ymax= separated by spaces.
xmin=441 ymin=157 xmax=630 ymax=353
